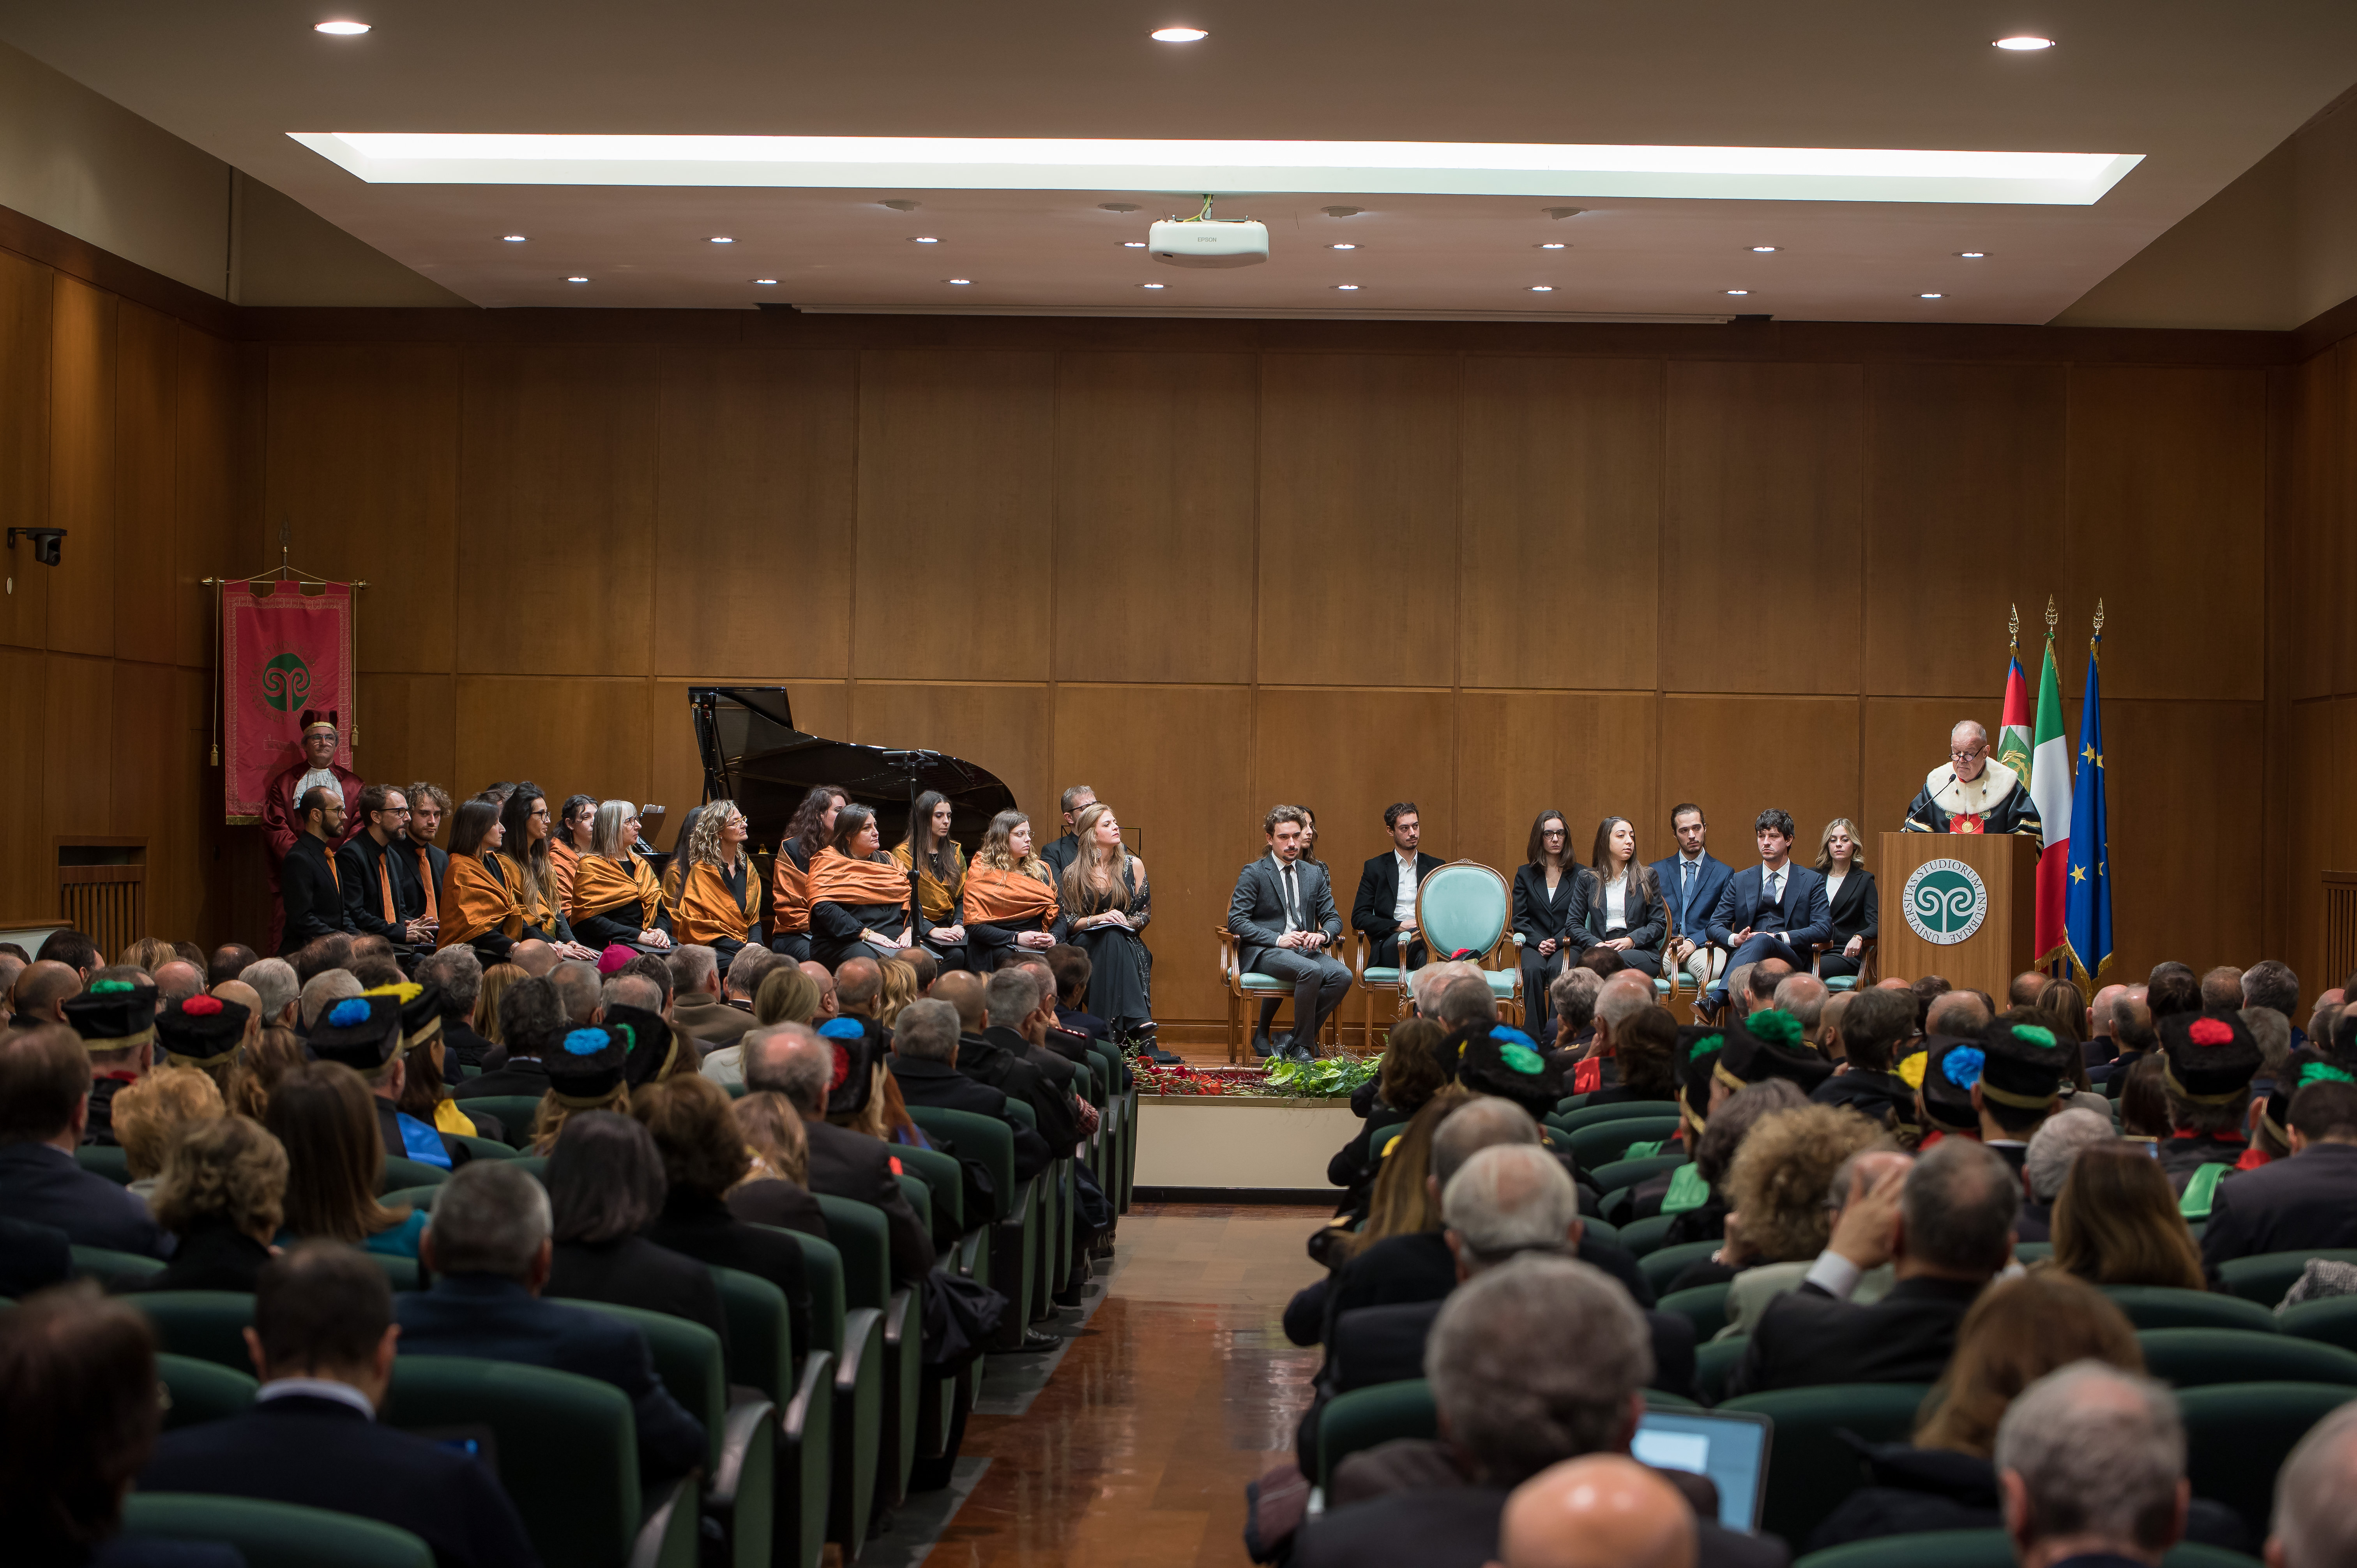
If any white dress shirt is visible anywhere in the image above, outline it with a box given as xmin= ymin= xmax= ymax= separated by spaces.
xmin=1392 ymin=853 xmax=1419 ymax=927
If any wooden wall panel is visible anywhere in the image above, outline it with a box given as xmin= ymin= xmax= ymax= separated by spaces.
xmin=1658 ymin=696 xmax=1860 ymax=862
xmin=112 ymin=659 xmax=176 ymax=926
xmin=654 ymin=349 xmax=859 ymax=678
xmin=457 ymin=345 xmax=657 ymax=677
xmin=452 ymin=677 xmax=652 ymax=814
xmin=2094 ymin=699 xmax=2267 ymax=978
xmin=163 ymin=665 xmax=222 ymax=943
xmin=1054 ymin=353 xmax=1259 ymax=685
xmin=44 ymin=651 xmax=114 ymax=841
xmin=854 ymin=350 xmax=1054 ymax=683
xmin=2065 ymin=367 xmax=2267 ymax=702
xmin=2286 ymin=350 xmax=2343 ymax=703
xmin=647 ymin=678 xmax=851 ymax=850
xmin=353 ymin=673 xmax=458 ymax=807
xmin=1453 ymin=692 xmax=1659 ymax=873
xmin=2335 ymin=346 xmax=2357 ymax=699
xmin=1663 ymin=362 xmax=1862 ymax=695
xmin=173 ymin=325 xmax=239 ymax=671
xmin=850 ymin=682 xmax=1053 ymax=835
xmin=1054 ymin=684 xmax=1256 ymax=1023
xmin=1861 ymin=698 xmax=1976 ymax=856
xmin=267 ymin=344 xmax=463 ymax=672
xmin=1251 ymin=687 xmax=1457 ymax=894
xmin=1863 ymin=363 xmax=2067 ymax=697
xmin=47 ymin=275 xmax=116 ymax=659
xmin=0 ymin=249 xmax=48 ymax=651
xmin=0 ymin=646 xmax=46 ymax=918
xmin=1257 ymin=355 xmax=1460 ymax=687
xmin=1459 ymin=358 xmax=1663 ymax=692
xmin=112 ymin=303 xmax=178 ymax=667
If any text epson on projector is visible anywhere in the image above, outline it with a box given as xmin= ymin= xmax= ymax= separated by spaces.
xmin=1149 ymin=217 xmax=1269 ymax=268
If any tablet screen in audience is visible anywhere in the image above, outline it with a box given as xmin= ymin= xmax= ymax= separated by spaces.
xmin=1631 ymin=1407 xmax=1773 ymax=1531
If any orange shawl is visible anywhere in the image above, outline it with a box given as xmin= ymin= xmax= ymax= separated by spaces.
xmin=549 ymin=839 xmax=581 ymax=916
xmin=571 ymin=852 xmax=661 ymax=930
xmin=670 ymin=858 xmax=757 ymax=945
xmin=492 ymin=851 xmax=562 ymax=936
xmin=963 ymin=862 xmax=1059 ymax=927
xmin=438 ymin=853 xmax=524 ymax=949
xmin=810 ymin=847 xmax=912 ymax=913
xmin=770 ymin=846 xmax=811 ymax=935
xmin=888 ymin=842 xmax=965 ymax=921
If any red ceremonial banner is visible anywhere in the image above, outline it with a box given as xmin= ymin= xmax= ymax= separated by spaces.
xmin=223 ymin=581 xmax=354 ymax=823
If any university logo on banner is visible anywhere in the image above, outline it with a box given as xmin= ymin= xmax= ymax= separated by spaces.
xmin=1903 ymin=858 xmax=1989 ymax=946
xmin=222 ymin=582 xmax=353 ymax=823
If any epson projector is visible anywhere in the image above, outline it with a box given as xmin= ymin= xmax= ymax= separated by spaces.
xmin=1149 ymin=217 xmax=1269 ymax=268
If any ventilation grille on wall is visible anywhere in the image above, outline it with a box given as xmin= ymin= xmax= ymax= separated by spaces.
xmin=58 ymin=841 xmax=147 ymax=964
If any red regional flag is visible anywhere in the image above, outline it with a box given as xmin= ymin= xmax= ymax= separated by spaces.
xmin=223 ymin=582 xmax=353 ymax=823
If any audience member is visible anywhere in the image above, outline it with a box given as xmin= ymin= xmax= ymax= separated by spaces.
xmin=394 ymin=1161 xmax=703 ymax=1478
xmin=11 ymin=959 xmax=83 ymax=1027
xmin=297 ymin=967 xmax=362 ymax=1028
xmin=2149 ymin=964 xmax=2202 ymax=1021
xmin=1994 ymin=1363 xmax=2189 ymax=1568
xmin=208 ymin=942 xmax=259 ymax=987
xmin=728 ymin=1090 xmax=828 ymax=1238
xmin=1292 ymin=1255 xmax=1778 ymax=1568
xmin=1973 ymin=1017 xmax=2075 ymax=1174
xmin=108 ymin=1066 xmax=224 ymax=1199
xmin=138 ymin=1114 xmax=286 ymax=1293
xmin=1728 ymin=1138 xmax=2016 ymax=1396
xmin=1712 ymin=1108 xmax=1900 ymax=1314
xmin=155 ymin=992 xmax=251 ymax=1098
xmin=1813 ymin=985 xmax=1917 ymax=1129
xmin=2155 ymin=1010 xmax=2262 ymax=1187
xmin=2118 ymin=1052 xmax=2171 ymax=1139
xmin=2019 ymin=1107 xmax=2115 ymax=1241
xmin=531 ymin=1019 xmax=631 ymax=1153
xmin=676 ymin=945 xmax=765 ymax=1046
xmin=223 ymin=1023 xmax=306 ymax=1122
xmin=1494 ymin=1455 xmax=1698 ymax=1568
xmin=2269 ymin=1400 xmax=2357 ymax=1568
xmin=543 ymin=1110 xmax=733 ymax=1358
xmin=138 ymin=1242 xmax=539 ymax=1568
xmin=889 ymin=997 xmax=1053 ymax=1180
xmin=240 ymin=955 xmax=300 ymax=1030
xmin=65 ymin=974 xmax=160 ymax=1146
xmin=743 ymin=1024 xmax=935 ymax=1286
xmin=0 ymin=1024 xmax=170 ymax=1254
xmin=2046 ymin=1142 xmax=2204 ymax=1290
xmin=2201 ymin=1072 xmax=2357 ymax=1278
xmin=0 ymin=1282 xmax=240 ymax=1568
xmin=265 ymin=1060 xmax=426 ymax=1257
xmin=454 ymin=976 xmax=560 ymax=1099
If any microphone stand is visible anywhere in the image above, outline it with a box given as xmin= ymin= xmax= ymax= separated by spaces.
xmin=878 ymin=750 xmax=942 ymax=959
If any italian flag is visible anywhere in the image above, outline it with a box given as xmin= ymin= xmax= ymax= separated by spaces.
xmin=2030 ymin=637 xmax=2073 ymax=964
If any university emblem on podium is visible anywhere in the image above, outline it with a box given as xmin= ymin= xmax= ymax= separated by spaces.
xmin=1902 ymin=858 xmax=1988 ymax=946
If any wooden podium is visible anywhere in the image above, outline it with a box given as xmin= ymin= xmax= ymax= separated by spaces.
xmin=1877 ymin=832 xmax=2037 ymax=999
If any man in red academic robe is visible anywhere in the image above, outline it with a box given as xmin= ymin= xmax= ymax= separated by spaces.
xmin=260 ymin=710 xmax=364 ymax=953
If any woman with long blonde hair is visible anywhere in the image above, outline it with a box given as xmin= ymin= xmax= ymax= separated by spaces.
xmin=664 ymin=797 xmax=762 ymax=967
xmin=876 ymin=959 xmax=920 ymax=1027
xmin=1815 ymin=816 xmax=1878 ymax=981
xmin=963 ymin=809 xmax=1065 ymax=967
xmin=1060 ymin=802 xmax=1154 ymax=1040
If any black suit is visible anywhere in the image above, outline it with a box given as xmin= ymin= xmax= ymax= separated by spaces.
xmin=2200 ymin=1142 xmax=2357 ymax=1283
xmin=1293 ymin=1483 xmax=1785 ymax=1568
xmin=136 ymin=1217 xmax=270 ymax=1294
xmin=0 ymin=1140 xmax=170 ymax=1255
xmin=1567 ymin=866 xmax=1666 ymax=975
xmin=1323 ymin=1229 xmax=1655 ymax=1349
xmin=0 ymin=1214 xmax=72 ymax=1296
xmin=958 ymin=1030 xmax=1080 ymax=1160
xmin=1040 ymin=832 xmax=1082 ymax=883
xmin=1514 ymin=863 xmax=1589 ymax=1043
xmin=801 ymin=1117 xmax=935 ymax=1288
xmin=279 ymin=832 xmax=356 ymax=955
xmin=339 ymin=831 xmax=428 ymax=945
xmin=1812 ymin=1070 xmax=1916 ymax=1131
xmin=1703 ymin=863 xmax=1833 ymax=1006
xmin=726 ymin=1179 xmax=830 ymax=1241
xmin=441 ymin=1020 xmax=495 ymax=1073
xmin=639 ymin=1188 xmax=813 ymax=1362
xmin=393 ymin=1273 xmax=706 ymax=1480
xmin=1727 ymin=1275 xmax=1986 ymax=1398
xmin=547 ymin=1234 xmax=735 ymax=1373
xmin=1818 ymin=870 xmax=1879 ymax=978
xmin=892 ymin=1055 xmax=1055 ymax=1181
xmin=452 ymin=1057 xmax=551 ymax=1101
xmin=1352 ymin=851 xmax=1447 ymax=967
xmin=139 ymin=1392 xmax=541 ymax=1568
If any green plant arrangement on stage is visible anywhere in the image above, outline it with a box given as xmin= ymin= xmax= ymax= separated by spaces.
xmin=1262 ymin=1054 xmax=1380 ymax=1098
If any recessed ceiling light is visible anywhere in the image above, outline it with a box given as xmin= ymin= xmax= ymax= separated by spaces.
xmin=752 ymin=278 xmax=777 ymax=285
xmin=566 ymin=276 xmax=588 ymax=283
xmin=709 ymin=236 xmax=734 ymax=244
xmin=1921 ymin=292 xmax=1944 ymax=299
xmin=1334 ymin=283 xmax=1360 ymax=291
xmin=1151 ymin=26 xmax=1208 ymax=42
xmin=911 ymin=236 xmax=939 ymax=244
xmin=501 ymin=235 xmax=527 ymax=243
xmin=1725 ymin=289 xmax=1749 ymax=296
xmin=1331 ymin=243 xmax=1356 ymax=250
xmin=314 ymin=20 xmax=371 ymax=35
xmin=1958 ymin=251 xmax=1987 ymax=258
xmin=1141 ymin=282 xmax=1166 ymax=289
xmin=299 ymin=132 xmax=2146 ymax=206
xmin=1530 ymin=285 xmax=1553 ymax=293
xmin=1751 ymin=245 xmax=1779 ymax=253
xmin=1121 ymin=240 xmax=1146 ymax=247
xmin=1539 ymin=242 xmax=1567 ymax=249
xmin=946 ymin=278 xmax=972 ymax=285
xmin=1993 ymin=35 xmax=2055 ymax=50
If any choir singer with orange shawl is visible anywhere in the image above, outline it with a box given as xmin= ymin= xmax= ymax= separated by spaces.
xmin=437 ymin=799 xmax=531 ymax=961
xmin=664 ymin=800 xmax=763 ymax=967
xmin=809 ymin=804 xmax=914 ymax=970
xmin=569 ymin=799 xmax=674 ymax=954
xmin=962 ymin=810 xmax=1067 ymax=969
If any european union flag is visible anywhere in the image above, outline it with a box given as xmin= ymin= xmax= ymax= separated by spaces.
xmin=2064 ymin=628 xmax=2113 ymax=984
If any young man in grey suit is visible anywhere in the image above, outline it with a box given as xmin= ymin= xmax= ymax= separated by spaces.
xmin=1229 ymin=805 xmax=1350 ymax=1063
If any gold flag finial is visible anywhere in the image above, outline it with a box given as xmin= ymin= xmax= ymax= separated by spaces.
xmin=2092 ymin=598 xmax=2105 ymax=639
xmin=2044 ymin=594 xmax=2057 ymax=634
xmin=2009 ymin=603 xmax=2019 ymax=645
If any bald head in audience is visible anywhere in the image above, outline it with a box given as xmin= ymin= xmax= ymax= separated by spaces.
xmin=148 ymin=960 xmax=205 ymax=1008
xmin=1493 ymin=1455 xmax=1697 ymax=1568
xmin=1927 ymin=989 xmax=1991 ymax=1037
xmin=1773 ymin=973 xmax=1829 ymax=1043
xmin=836 ymin=958 xmax=882 ymax=1017
xmin=509 ymin=939 xmax=558 ymax=978
xmin=798 ymin=961 xmax=838 ymax=1022
xmin=210 ymin=980 xmax=265 ymax=1052
xmin=11 ymin=961 xmax=81 ymax=1027
xmin=933 ymin=969 xmax=986 ymax=1034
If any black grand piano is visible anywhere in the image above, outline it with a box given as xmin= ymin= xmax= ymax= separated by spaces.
xmin=687 ymin=685 xmax=1018 ymax=854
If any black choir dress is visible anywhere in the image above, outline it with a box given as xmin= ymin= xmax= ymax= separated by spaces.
xmin=1067 ymin=860 xmax=1153 ymax=1035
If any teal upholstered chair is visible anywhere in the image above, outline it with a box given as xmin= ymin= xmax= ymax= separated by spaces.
xmin=1351 ymin=928 xmax=1410 ymax=1053
xmin=1219 ymin=927 xmax=1330 ymax=1062
xmin=1413 ymin=862 xmax=1522 ymax=1027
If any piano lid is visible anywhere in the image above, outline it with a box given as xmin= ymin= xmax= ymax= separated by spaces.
xmin=687 ymin=685 xmax=1018 ymax=852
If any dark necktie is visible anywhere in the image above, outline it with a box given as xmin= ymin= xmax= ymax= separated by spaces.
xmin=1284 ymin=863 xmax=1301 ymax=931
xmin=1681 ymin=860 xmax=1695 ymax=910
xmin=1763 ymin=869 xmax=1781 ymax=921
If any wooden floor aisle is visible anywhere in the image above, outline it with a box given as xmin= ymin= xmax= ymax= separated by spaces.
xmin=926 ymin=1204 xmax=1330 ymax=1566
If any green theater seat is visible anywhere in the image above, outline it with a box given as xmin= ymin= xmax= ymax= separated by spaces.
xmin=124 ymin=1493 xmax=432 ymax=1568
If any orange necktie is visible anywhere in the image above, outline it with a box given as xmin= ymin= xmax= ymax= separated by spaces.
xmin=325 ymin=847 xmax=341 ymax=893
xmin=416 ymin=847 xmax=438 ymax=921
xmin=378 ymin=853 xmax=398 ymax=925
